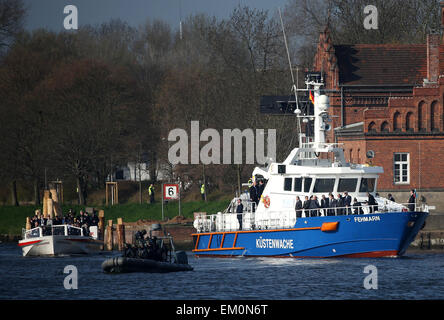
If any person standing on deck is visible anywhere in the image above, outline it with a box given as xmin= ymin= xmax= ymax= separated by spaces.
xmin=295 ymin=196 xmax=303 ymax=218
xmin=343 ymin=191 xmax=352 ymax=215
xmin=408 ymin=189 xmax=416 ymax=212
xmin=321 ymin=194 xmax=329 ymax=216
xmin=328 ymin=193 xmax=336 ymax=216
xmin=367 ymin=192 xmax=377 ymax=213
xmin=309 ymin=195 xmax=320 ymax=217
xmin=257 ymin=180 xmax=265 ymax=200
xmin=236 ymin=199 xmax=244 ymax=230
xmin=303 ymin=195 xmax=311 ymax=217
xmin=249 ymin=181 xmax=259 ymax=206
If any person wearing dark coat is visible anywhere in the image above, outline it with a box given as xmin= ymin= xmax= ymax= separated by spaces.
xmin=236 ymin=199 xmax=244 ymax=230
xmin=257 ymin=180 xmax=265 ymax=200
xmin=328 ymin=193 xmax=336 ymax=216
xmin=367 ymin=192 xmax=377 ymax=213
xmin=295 ymin=196 xmax=303 ymax=218
xmin=408 ymin=189 xmax=416 ymax=212
xmin=336 ymin=194 xmax=344 ymax=215
xmin=387 ymin=193 xmax=395 ymax=202
xmin=303 ymin=196 xmax=311 ymax=217
xmin=321 ymin=195 xmax=329 ymax=216
xmin=352 ymin=198 xmax=364 ymax=214
xmin=343 ymin=191 xmax=352 ymax=215
xmin=249 ymin=181 xmax=259 ymax=205
xmin=309 ymin=196 xmax=320 ymax=217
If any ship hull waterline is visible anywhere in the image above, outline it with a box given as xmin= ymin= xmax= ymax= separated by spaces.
xmin=192 ymin=212 xmax=427 ymax=258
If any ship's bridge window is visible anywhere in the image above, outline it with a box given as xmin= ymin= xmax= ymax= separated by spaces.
xmin=359 ymin=178 xmax=376 ymax=193
xmin=294 ymin=178 xmax=302 ymax=192
xmin=313 ymin=178 xmax=336 ymax=193
xmin=338 ymin=178 xmax=358 ymax=193
xmin=284 ymin=177 xmax=292 ymax=191
xmin=303 ymin=177 xmax=313 ymax=193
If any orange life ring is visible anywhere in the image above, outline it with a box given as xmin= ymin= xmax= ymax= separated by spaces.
xmin=263 ymin=195 xmax=270 ymax=208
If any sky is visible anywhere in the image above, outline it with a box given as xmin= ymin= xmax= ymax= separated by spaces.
xmin=22 ymin=0 xmax=289 ymax=31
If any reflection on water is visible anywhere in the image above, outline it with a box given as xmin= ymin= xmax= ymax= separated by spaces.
xmin=1 ymin=243 xmax=444 ymax=300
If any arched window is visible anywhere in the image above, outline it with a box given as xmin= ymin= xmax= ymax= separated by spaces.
xmin=431 ymin=101 xmax=438 ymax=131
xmin=368 ymin=121 xmax=376 ymax=132
xmin=393 ymin=112 xmax=401 ymax=131
xmin=405 ymin=112 xmax=414 ymax=131
xmin=381 ymin=121 xmax=389 ymax=132
xmin=418 ymin=101 xmax=426 ymax=131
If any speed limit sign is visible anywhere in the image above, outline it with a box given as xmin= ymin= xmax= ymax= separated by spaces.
xmin=163 ymin=184 xmax=179 ymax=200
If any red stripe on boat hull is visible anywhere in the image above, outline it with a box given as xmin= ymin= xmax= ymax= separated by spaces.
xmin=18 ymin=240 xmax=42 ymax=247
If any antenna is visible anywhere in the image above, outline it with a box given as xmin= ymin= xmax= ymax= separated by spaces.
xmin=278 ymin=7 xmax=302 ymax=151
xmin=278 ymin=7 xmax=299 ymax=114
xmin=179 ymin=0 xmax=183 ymax=40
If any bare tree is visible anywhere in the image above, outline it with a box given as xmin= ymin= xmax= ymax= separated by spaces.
xmin=0 ymin=0 xmax=25 ymax=50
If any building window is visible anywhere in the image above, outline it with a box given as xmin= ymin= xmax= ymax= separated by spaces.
xmin=381 ymin=121 xmax=389 ymax=132
xmin=284 ymin=178 xmax=292 ymax=191
xmin=431 ymin=101 xmax=438 ymax=131
xmin=418 ymin=101 xmax=426 ymax=131
xmin=394 ymin=153 xmax=409 ymax=184
xmin=393 ymin=112 xmax=401 ymax=131
xmin=405 ymin=112 xmax=413 ymax=132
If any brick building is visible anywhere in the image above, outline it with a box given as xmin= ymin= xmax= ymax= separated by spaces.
xmin=312 ymin=3 xmax=444 ymax=196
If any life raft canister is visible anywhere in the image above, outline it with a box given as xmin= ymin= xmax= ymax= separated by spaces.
xmin=263 ymin=195 xmax=270 ymax=208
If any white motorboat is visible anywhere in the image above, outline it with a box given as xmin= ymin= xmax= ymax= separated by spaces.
xmin=18 ymin=224 xmax=103 ymax=257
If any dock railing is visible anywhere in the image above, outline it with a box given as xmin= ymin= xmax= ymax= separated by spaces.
xmin=193 ymin=202 xmax=428 ymax=233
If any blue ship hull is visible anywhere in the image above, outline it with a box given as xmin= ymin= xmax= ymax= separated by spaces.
xmin=192 ymin=212 xmax=428 ymax=258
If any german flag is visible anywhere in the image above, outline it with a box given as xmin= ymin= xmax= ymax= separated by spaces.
xmin=309 ymin=90 xmax=315 ymax=104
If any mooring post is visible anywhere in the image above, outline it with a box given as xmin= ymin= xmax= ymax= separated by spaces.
xmin=98 ymin=210 xmax=105 ymax=240
xmin=117 ymin=218 xmax=125 ymax=251
xmin=106 ymin=220 xmax=113 ymax=251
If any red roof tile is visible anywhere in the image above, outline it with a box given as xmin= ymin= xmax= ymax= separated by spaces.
xmin=334 ymin=44 xmax=427 ymax=86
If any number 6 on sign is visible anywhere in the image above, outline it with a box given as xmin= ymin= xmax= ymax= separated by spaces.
xmin=163 ymin=184 xmax=179 ymax=200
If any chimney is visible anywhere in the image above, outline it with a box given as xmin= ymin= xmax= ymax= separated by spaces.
xmin=427 ymin=33 xmax=439 ymax=83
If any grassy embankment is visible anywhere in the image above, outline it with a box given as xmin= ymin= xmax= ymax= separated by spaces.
xmin=0 ymin=200 xmax=228 ymax=236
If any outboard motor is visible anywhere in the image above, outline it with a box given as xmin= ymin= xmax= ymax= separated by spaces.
xmin=175 ymin=251 xmax=188 ymax=265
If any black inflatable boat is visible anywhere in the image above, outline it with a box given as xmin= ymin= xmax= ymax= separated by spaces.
xmin=102 ymin=254 xmax=193 ymax=273
xmin=102 ymin=226 xmax=193 ymax=273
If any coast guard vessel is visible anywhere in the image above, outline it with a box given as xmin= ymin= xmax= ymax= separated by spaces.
xmin=192 ymin=75 xmax=429 ymax=258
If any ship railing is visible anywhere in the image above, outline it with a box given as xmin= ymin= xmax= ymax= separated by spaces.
xmin=23 ymin=224 xmax=84 ymax=239
xmin=193 ymin=202 xmax=427 ymax=233
xmin=298 ymin=202 xmax=425 ymax=218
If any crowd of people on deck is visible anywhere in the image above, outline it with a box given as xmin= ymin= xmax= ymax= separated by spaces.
xmin=293 ymin=191 xmax=377 ymax=218
xmin=28 ymin=209 xmax=99 ymax=236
